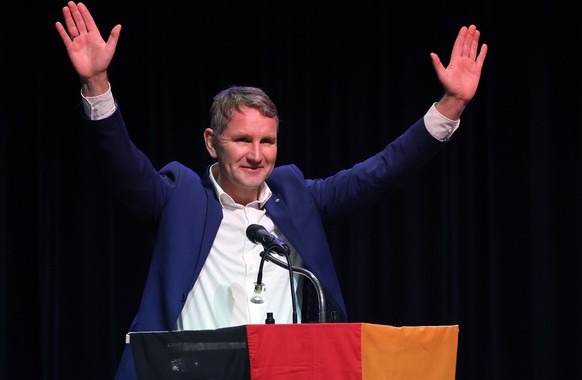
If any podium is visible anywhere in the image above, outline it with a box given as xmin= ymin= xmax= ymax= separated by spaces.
xmin=127 ymin=323 xmax=459 ymax=379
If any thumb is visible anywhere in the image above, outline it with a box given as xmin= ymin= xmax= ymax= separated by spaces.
xmin=430 ymin=52 xmax=445 ymax=76
xmin=106 ymin=24 xmax=122 ymax=51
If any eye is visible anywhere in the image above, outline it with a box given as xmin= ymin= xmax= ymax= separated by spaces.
xmin=261 ymin=137 xmax=277 ymax=145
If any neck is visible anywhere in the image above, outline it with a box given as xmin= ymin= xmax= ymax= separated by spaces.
xmin=211 ymin=164 xmax=261 ymax=205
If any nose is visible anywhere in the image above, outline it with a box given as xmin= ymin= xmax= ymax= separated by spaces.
xmin=247 ymin=142 xmax=262 ymax=163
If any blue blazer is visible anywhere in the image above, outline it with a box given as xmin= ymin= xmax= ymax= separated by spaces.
xmin=85 ymin=106 xmax=445 ymax=380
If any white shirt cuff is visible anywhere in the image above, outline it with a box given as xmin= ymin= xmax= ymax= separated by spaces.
xmin=423 ymin=103 xmax=460 ymax=142
xmin=81 ymin=82 xmax=116 ymax=120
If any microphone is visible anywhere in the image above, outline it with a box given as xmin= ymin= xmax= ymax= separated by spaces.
xmin=246 ymin=224 xmax=297 ymax=323
xmin=246 ymin=224 xmax=290 ymax=255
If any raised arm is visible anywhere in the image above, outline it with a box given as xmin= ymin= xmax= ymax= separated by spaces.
xmin=55 ymin=1 xmax=122 ymax=97
xmin=431 ymin=25 xmax=488 ymax=120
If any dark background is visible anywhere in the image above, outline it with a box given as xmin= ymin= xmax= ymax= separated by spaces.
xmin=2 ymin=0 xmax=581 ymax=379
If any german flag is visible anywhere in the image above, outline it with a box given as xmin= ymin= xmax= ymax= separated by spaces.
xmin=130 ymin=323 xmax=458 ymax=379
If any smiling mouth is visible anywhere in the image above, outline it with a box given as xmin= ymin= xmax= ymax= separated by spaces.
xmin=244 ymin=166 xmax=262 ymax=171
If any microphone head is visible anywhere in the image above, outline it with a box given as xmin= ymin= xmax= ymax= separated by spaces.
xmin=246 ymin=224 xmax=267 ymax=244
xmin=246 ymin=224 xmax=289 ymax=255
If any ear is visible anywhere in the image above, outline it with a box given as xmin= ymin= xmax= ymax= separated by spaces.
xmin=203 ymin=128 xmax=218 ymax=158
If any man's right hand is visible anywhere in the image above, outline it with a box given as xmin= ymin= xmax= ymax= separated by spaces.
xmin=55 ymin=1 xmax=121 ymax=97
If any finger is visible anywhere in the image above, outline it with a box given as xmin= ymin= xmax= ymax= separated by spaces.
xmin=62 ymin=3 xmax=80 ymax=37
xmin=475 ymin=43 xmax=488 ymax=68
xmin=461 ymin=25 xmax=476 ymax=58
xmin=450 ymin=26 xmax=468 ymax=61
xmin=55 ymin=21 xmax=73 ymax=46
xmin=70 ymin=1 xmax=88 ymax=34
xmin=469 ymin=30 xmax=481 ymax=59
xmin=77 ymin=2 xmax=98 ymax=34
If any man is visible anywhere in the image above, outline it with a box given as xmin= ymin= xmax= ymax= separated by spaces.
xmin=55 ymin=1 xmax=487 ymax=379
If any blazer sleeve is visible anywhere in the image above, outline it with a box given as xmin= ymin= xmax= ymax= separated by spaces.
xmin=83 ymin=106 xmax=174 ymax=224
xmin=305 ymin=116 xmax=445 ymax=221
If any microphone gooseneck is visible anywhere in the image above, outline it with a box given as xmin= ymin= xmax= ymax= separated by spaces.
xmin=246 ymin=224 xmax=327 ymax=323
xmin=246 ymin=224 xmax=297 ymax=323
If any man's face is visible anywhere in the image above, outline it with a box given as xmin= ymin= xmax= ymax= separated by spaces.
xmin=204 ymin=106 xmax=278 ymax=204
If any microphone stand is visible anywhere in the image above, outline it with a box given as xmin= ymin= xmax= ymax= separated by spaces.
xmin=253 ymin=245 xmax=298 ymax=323
xmin=272 ymin=246 xmax=298 ymax=324
xmin=260 ymin=250 xmax=327 ymax=323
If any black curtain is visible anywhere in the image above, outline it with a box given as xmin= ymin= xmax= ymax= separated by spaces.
xmin=2 ymin=0 xmax=581 ymax=379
